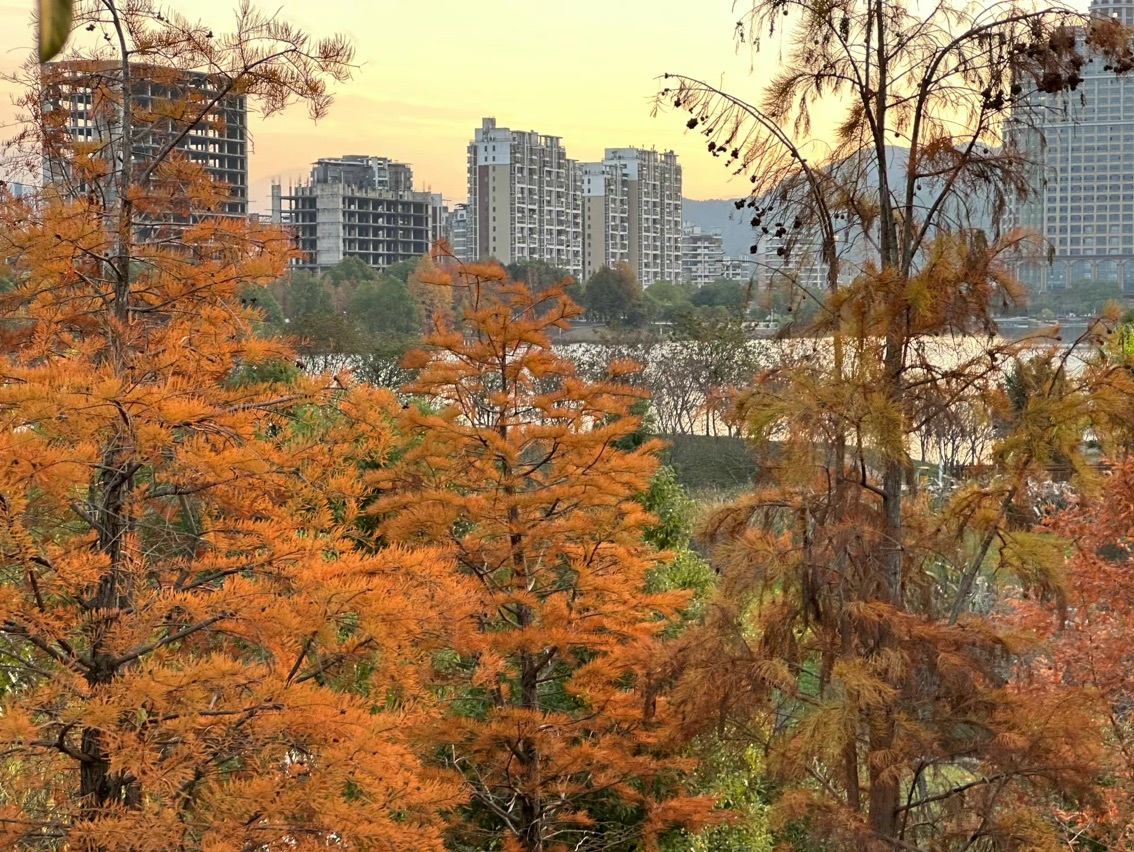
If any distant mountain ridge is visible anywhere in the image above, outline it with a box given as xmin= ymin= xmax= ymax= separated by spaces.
xmin=682 ymin=145 xmax=993 ymax=263
xmin=682 ymin=146 xmax=915 ymax=259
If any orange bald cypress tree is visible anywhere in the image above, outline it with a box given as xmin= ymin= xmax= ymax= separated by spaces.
xmin=372 ymin=262 xmax=713 ymax=852
xmin=0 ymin=2 xmax=465 ymax=848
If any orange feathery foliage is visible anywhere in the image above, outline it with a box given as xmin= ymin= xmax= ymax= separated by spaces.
xmin=0 ymin=203 xmax=468 ymax=850
xmin=0 ymin=4 xmax=468 ymax=848
xmin=371 ymin=262 xmax=715 ymax=852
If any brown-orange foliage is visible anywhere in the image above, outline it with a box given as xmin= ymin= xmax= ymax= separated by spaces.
xmin=660 ymin=249 xmax=1116 ymax=849
xmin=0 ymin=2 xmax=467 ymax=848
xmin=1011 ymin=456 xmax=1134 ymax=849
xmin=371 ymin=262 xmax=714 ymax=852
xmin=655 ymin=0 xmax=1134 ymax=843
xmin=665 ymin=250 xmax=1121 ymax=850
xmin=408 ymin=250 xmax=458 ymax=331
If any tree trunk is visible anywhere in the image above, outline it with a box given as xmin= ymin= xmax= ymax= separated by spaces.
xmin=79 ymin=442 xmax=140 ymax=834
xmin=867 ymin=717 xmax=900 ymax=845
xmin=79 ymin=658 xmax=137 ymax=823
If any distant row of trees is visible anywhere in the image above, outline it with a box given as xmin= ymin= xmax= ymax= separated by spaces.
xmin=1024 ymin=277 xmax=1129 ymax=318
xmin=246 ymin=255 xmax=422 ymax=384
xmin=581 ymin=261 xmax=786 ymax=326
xmin=259 ymin=254 xmax=768 ymax=351
xmin=253 ymin=257 xmax=773 ymax=439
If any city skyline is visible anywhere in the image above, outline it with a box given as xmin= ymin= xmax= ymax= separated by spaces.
xmin=0 ymin=0 xmax=795 ymax=211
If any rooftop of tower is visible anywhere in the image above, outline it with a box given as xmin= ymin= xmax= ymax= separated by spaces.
xmin=1090 ymin=0 xmax=1134 ymax=23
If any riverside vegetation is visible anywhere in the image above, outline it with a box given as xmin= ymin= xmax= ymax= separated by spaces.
xmin=5 ymin=0 xmax=1134 ymax=850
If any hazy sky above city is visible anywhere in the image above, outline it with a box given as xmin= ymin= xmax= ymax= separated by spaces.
xmin=0 ymin=0 xmax=794 ymax=209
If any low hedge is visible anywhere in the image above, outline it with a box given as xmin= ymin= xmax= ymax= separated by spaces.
xmin=659 ymin=434 xmax=758 ymax=491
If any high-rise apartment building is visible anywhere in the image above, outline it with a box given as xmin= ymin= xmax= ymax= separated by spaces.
xmin=272 ymin=155 xmax=442 ymax=273
xmin=43 ymin=61 xmax=248 ymax=216
xmin=602 ymin=148 xmax=683 ymax=286
xmin=443 ymin=203 xmax=470 ymax=260
xmin=1010 ymin=0 xmax=1134 ymax=293
xmin=464 ymin=121 xmax=683 ymax=286
xmin=580 ymin=162 xmax=630 ymax=279
xmin=467 ymin=118 xmax=582 ymax=277
xmin=427 ymin=194 xmax=448 ymax=247
xmin=310 ymin=155 xmax=414 ymax=194
xmin=681 ymin=223 xmax=724 ymax=286
xmin=721 ymin=257 xmax=755 ymax=282
xmin=751 ymin=232 xmax=828 ymax=292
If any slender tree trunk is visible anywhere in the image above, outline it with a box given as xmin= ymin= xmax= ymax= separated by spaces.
xmin=79 ymin=664 xmax=138 ymax=822
xmin=79 ymin=443 xmax=140 ymax=836
xmin=109 ymin=3 xmax=133 ymax=331
xmin=868 ymin=1 xmax=904 ymax=839
xmin=870 ymin=336 xmax=905 ymax=845
xmin=499 ymin=366 xmax=547 ymax=852
xmin=867 ymin=737 xmax=900 ymax=844
xmin=881 ymin=335 xmax=905 ymax=606
xmin=84 ymin=5 xmax=140 ymax=809
xmin=865 ymin=0 xmax=905 ymax=606
xmin=843 ymin=726 xmax=861 ymax=813
xmin=520 ymin=804 xmax=545 ymax=852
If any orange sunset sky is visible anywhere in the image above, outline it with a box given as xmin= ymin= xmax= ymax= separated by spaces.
xmin=0 ymin=0 xmax=797 ymax=211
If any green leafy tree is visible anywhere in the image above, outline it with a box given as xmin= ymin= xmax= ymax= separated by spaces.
xmin=325 ymin=254 xmax=378 ymax=288
xmin=383 ymin=257 xmax=420 ymax=285
xmin=639 ymin=471 xmax=772 ymax=852
xmin=238 ymin=282 xmax=285 ymax=329
xmin=348 ymin=275 xmax=421 ymax=337
xmin=505 ymin=259 xmax=570 ymax=292
xmin=276 ymin=269 xmax=330 ymax=321
xmin=507 ymin=259 xmax=581 ymax=307
xmin=690 ymin=279 xmax=748 ymax=313
xmin=584 ymin=261 xmax=645 ymax=325
xmin=660 ymin=745 xmax=773 ymax=852
xmin=292 ymin=312 xmax=369 ymax=372
xmin=353 ymin=336 xmax=418 ymax=389
xmin=645 ymin=279 xmax=694 ymax=322
xmin=341 ymin=274 xmax=423 ymax=388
